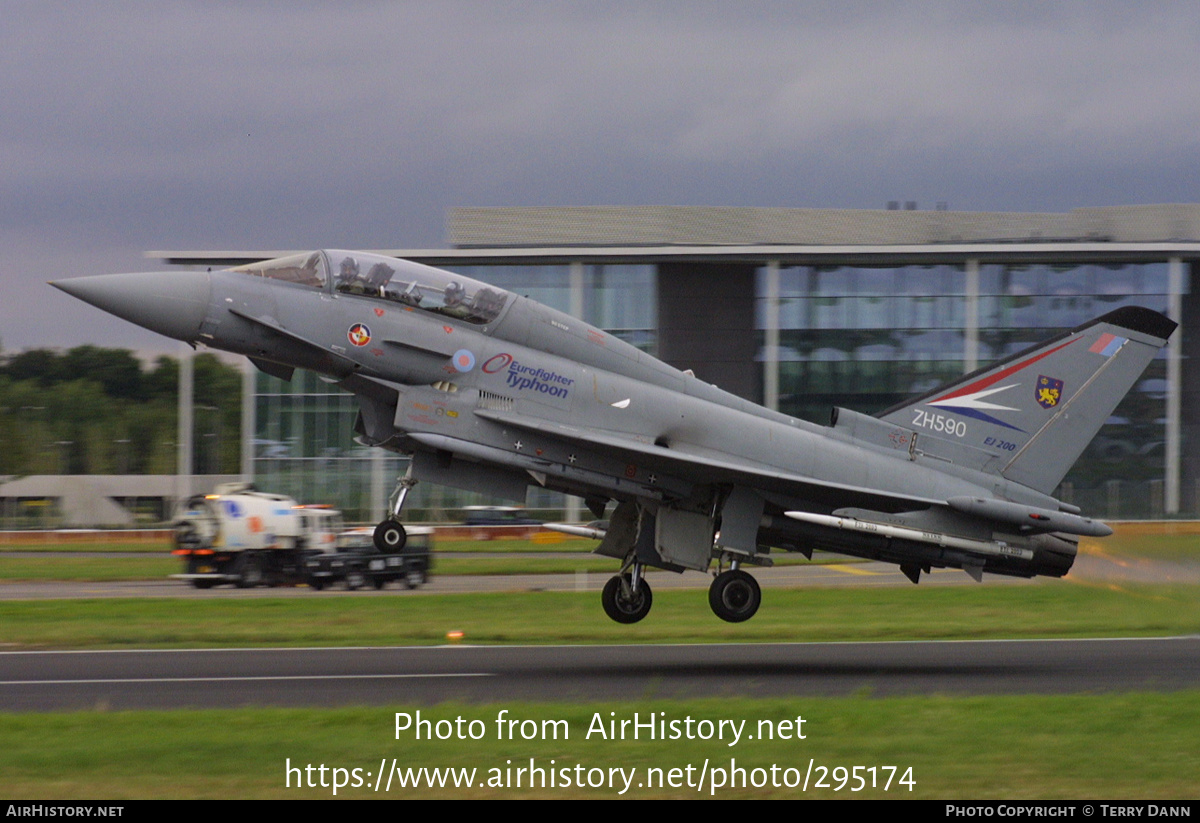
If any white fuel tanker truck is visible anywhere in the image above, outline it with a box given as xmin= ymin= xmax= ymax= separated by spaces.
xmin=171 ymin=483 xmax=431 ymax=590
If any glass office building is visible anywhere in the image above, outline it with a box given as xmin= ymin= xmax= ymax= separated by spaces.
xmin=164 ymin=204 xmax=1199 ymax=521
xmin=758 ymin=261 xmax=1173 ymax=518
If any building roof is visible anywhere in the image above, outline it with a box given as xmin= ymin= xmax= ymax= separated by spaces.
xmin=447 ymin=203 xmax=1200 ymax=247
xmin=150 ymin=204 xmax=1200 ymax=267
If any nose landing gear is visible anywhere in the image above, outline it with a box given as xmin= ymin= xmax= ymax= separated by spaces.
xmin=373 ymin=519 xmax=407 ymax=552
xmin=373 ymin=470 xmax=418 ymax=553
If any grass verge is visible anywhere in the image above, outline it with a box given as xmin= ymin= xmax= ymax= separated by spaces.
xmin=2 ymin=693 xmax=1196 ymax=798
xmin=0 ymin=543 xmax=822 ymax=581
xmin=0 ymin=581 xmax=1196 ymax=650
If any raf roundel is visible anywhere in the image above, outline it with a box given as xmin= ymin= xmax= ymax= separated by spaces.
xmin=347 ymin=323 xmax=372 ymax=347
xmin=452 ymin=349 xmax=476 ymax=373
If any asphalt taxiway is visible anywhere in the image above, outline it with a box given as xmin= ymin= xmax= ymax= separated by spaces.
xmin=1 ymin=637 xmax=1197 ymax=711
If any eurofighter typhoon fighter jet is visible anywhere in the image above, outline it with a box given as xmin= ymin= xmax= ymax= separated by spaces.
xmin=53 ymin=251 xmax=1176 ymax=623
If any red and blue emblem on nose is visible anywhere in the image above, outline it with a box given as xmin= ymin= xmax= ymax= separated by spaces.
xmin=347 ymin=323 xmax=371 ymax=347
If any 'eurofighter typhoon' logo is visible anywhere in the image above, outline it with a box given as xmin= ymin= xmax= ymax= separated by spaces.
xmin=347 ymin=323 xmax=372 ymax=347
xmin=1036 ymin=376 xmax=1063 ymax=409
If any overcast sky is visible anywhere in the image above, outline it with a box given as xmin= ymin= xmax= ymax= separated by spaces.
xmin=5 ymin=1 xmax=1200 ymax=354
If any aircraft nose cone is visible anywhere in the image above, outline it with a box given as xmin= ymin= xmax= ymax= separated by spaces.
xmin=51 ymin=270 xmax=211 ymax=342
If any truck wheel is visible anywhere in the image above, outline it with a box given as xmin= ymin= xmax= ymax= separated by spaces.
xmin=236 ymin=555 xmax=264 ymax=588
xmin=404 ymin=569 xmax=426 ymax=590
xmin=346 ymin=571 xmax=366 ymax=591
xmin=310 ymin=579 xmax=325 ymax=591
xmin=373 ymin=578 xmax=387 ymax=590
xmin=191 ymin=579 xmax=216 ymax=590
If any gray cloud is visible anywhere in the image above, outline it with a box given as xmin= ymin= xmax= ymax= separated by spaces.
xmin=4 ymin=2 xmax=1200 ymax=351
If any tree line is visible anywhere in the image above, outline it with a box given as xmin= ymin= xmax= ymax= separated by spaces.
xmin=0 ymin=346 xmax=242 ymax=476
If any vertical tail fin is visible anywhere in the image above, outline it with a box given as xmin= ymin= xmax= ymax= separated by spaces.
xmin=879 ymin=307 xmax=1176 ymax=494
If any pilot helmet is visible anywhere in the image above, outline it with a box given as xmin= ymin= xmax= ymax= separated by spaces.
xmin=444 ymin=280 xmax=466 ymax=306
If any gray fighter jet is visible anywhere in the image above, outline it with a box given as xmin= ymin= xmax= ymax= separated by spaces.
xmin=53 ymin=250 xmax=1177 ymax=623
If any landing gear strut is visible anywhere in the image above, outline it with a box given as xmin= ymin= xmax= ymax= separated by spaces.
xmin=709 ymin=567 xmax=761 ymax=623
xmin=602 ymin=562 xmax=652 ymax=624
xmin=373 ymin=470 xmax=417 ymax=553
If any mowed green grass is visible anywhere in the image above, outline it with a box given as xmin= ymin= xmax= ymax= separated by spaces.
xmin=3 ymin=525 xmax=1195 ymax=581
xmin=0 ymin=537 xmax=822 ymax=581
xmin=0 ymin=551 xmax=760 ymax=580
xmin=0 ymin=541 xmax=167 ymax=553
xmin=0 ymin=537 xmax=589 ymax=554
xmin=0 ymin=554 xmax=179 ymax=580
xmin=0 ymin=552 xmax=628 ymax=581
xmin=2 ymin=694 xmax=1196 ymax=798
xmin=1 ymin=581 xmax=1196 ymax=650
xmin=1080 ymin=531 xmax=1200 ymax=563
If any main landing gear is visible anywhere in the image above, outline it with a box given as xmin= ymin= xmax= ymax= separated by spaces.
xmin=600 ymin=559 xmax=763 ymax=624
xmin=601 ymin=562 xmax=653 ymax=624
xmin=708 ymin=567 xmax=761 ymax=623
xmin=373 ymin=472 xmax=418 ymax=553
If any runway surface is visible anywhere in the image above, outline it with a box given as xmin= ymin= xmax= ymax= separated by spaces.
xmin=1 ymin=637 xmax=1197 ymax=711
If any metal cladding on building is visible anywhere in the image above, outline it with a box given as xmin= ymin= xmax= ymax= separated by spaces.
xmin=446 ymin=204 xmax=1200 ymax=247
xmin=155 ymin=204 xmax=1200 ymax=522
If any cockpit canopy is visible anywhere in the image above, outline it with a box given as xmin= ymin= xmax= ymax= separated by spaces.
xmin=231 ymin=250 xmax=510 ymax=326
xmin=231 ymin=251 xmax=327 ymax=288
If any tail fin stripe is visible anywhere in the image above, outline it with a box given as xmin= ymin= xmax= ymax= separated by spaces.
xmin=934 ymin=405 xmax=1025 ymax=431
xmin=932 ymin=339 xmax=1078 ymax=402
xmin=1088 ymin=333 xmax=1128 ymax=357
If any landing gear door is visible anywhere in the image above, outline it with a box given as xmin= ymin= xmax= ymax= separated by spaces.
xmin=655 ymin=507 xmax=714 ymax=572
xmin=716 ymin=486 xmax=765 ymax=556
xmin=410 ymin=451 xmax=528 ymax=502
